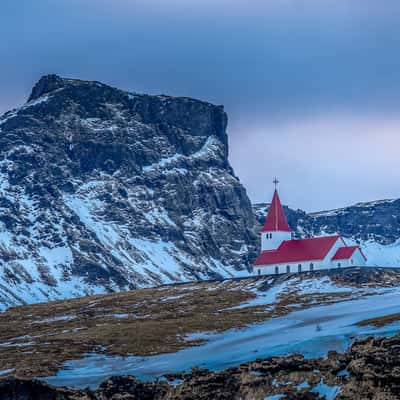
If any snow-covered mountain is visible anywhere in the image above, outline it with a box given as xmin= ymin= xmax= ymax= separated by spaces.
xmin=253 ymin=199 xmax=400 ymax=267
xmin=0 ymin=74 xmax=398 ymax=311
xmin=0 ymin=75 xmax=257 ymax=309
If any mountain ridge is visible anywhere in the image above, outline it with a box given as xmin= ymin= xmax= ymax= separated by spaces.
xmin=0 ymin=74 xmax=257 ymax=309
xmin=253 ymin=197 xmax=400 ymax=244
xmin=0 ymin=74 xmax=399 ymax=310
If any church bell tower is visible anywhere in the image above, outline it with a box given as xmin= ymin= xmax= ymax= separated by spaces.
xmin=261 ymin=179 xmax=292 ymax=251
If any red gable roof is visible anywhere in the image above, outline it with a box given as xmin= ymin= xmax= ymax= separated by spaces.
xmin=254 ymin=235 xmax=341 ymax=266
xmin=261 ymin=189 xmax=292 ymax=232
xmin=332 ymin=246 xmax=367 ymax=261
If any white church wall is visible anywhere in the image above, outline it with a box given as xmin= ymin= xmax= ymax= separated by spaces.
xmin=352 ymin=249 xmax=367 ymax=266
xmin=261 ymin=231 xmax=292 ymax=251
xmin=252 ymin=250 xmax=365 ymax=276
xmin=327 ymin=248 xmax=366 ymax=270
xmin=252 ymin=260 xmax=324 ymax=276
xmin=321 ymin=238 xmax=346 ymax=269
xmin=332 ymin=259 xmax=350 ymax=269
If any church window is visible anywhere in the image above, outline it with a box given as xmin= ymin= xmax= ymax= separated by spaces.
xmin=338 ymin=262 xmax=341 ymax=268
xmin=275 ymin=266 xmax=279 ymax=274
xmin=298 ymin=264 xmax=302 ymax=272
xmin=351 ymin=259 xmax=354 ymax=265
xmin=310 ymin=263 xmax=314 ymax=271
xmin=270 ymin=233 xmax=272 ymax=239
xmin=286 ymin=265 xmax=290 ymax=273
xmin=258 ymin=269 xmax=261 ymax=276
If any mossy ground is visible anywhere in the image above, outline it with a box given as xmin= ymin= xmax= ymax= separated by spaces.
xmin=1 ymin=270 xmax=397 ymax=380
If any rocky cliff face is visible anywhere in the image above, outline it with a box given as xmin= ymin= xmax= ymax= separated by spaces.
xmin=307 ymin=199 xmax=400 ymax=244
xmin=254 ymin=199 xmax=400 ymax=245
xmin=0 ymin=75 xmax=257 ymax=309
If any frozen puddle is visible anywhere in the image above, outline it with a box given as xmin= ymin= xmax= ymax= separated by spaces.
xmin=43 ymin=288 xmax=400 ymax=389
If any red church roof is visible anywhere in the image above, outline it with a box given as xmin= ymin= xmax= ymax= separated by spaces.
xmin=261 ymin=189 xmax=292 ymax=232
xmin=254 ymin=235 xmax=342 ymax=266
xmin=332 ymin=246 xmax=367 ymax=261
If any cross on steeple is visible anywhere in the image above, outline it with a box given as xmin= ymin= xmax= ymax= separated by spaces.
xmin=273 ymin=177 xmax=279 ymax=189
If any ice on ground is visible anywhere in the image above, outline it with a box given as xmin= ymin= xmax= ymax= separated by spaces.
xmin=297 ymin=381 xmax=309 ymax=390
xmin=0 ymin=369 xmax=15 ymax=376
xmin=166 ymin=378 xmax=183 ymax=387
xmin=161 ymin=294 xmax=187 ymax=302
xmin=311 ymin=380 xmax=340 ymax=399
xmin=229 ymin=280 xmax=292 ymax=310
xmin=33 ymin=315 xmax=76 ymax=324
xmin=112 ymin=313 xmax=129 ymax=319
xmin=43 ymin=287 xmax=400 ymax=389
xmin=230 ymin=276 xmax=359 ymax=310
xmin=0 ymin=341 xmax=35 ymax=348
xmin=295 ymin=277 xmax=353 ymax=295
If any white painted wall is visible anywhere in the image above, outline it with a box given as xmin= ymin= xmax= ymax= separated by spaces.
xmin=253 ymin=260 xmax=323 ymax=276
xmin=320 ymin=238 xmax=345 ymax=269
xmin=329 ymin=248 xmax=366 ymax=269
xmin=353 ymin=248 xmax=367 ymax=266
xmin=252 ymin=242 xmax=366 ymax=276
xmin=261 ymin=231 xmax=292 ymax=251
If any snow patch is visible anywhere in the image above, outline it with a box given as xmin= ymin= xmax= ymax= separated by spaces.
xmin=0 ymin=369 xmax=14 ymax=376
xmin=311 ymin=380 xmax=340 ymax=400
xmin=360 ymin=239 xmax=400 ymax=267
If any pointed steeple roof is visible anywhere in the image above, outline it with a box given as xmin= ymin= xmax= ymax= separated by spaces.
xmin=261 ymin=189 xmax=292 ymax=232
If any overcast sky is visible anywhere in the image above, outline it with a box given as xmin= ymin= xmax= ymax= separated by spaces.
xmin=2 ymin=0 xmax=400 ymax=211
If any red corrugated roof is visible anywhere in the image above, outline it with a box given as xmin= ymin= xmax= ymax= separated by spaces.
xmin=261 ymin=189 xmax=292 ymax=232
xmin=331 ymin=246 xmax=357 ymax=260
xmin=331 ymin=246 xmax=367 ymax=261
xmin=253 ymin=235 xmax=341 ymax=266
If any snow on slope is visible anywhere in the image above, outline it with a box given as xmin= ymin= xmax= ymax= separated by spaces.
xmin=360 ymin=240 xmax=400 ymax=267
xmin=0 ymin=75 xmax=258 ymax=310
xmin=338 ymin=236 xmax=400 ymax=267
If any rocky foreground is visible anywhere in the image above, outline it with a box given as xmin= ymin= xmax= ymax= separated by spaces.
xmin=2 ymin=333 xmax=400 ymax=399
xmin=1 ymin=268 xmax=400 ymax=399
xmin=2 ymin=267 xmax=400 ymax=380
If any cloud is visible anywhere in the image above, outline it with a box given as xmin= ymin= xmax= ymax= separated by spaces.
xmin=1 ymin=0 xmax=400 ymax=210
xmin=229 ymin=111 xmax=400 ymax=211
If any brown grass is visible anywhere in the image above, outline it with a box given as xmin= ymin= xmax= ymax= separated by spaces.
xmin=357 ymin=313 xmax=400 ymax=328
xmin=0 ymin=278 xmax=359 ymax=379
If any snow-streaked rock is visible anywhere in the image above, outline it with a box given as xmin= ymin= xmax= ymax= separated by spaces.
xmin=0 ymin=74 xmax=257 ymax=309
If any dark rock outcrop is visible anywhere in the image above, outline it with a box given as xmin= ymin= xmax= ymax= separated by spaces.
xmin=254 ymin=198 xmax=400 ymax=245
xmin=0 ymin=377 xmax=90 ymax=400
xmin=6 ymin=334 xmax=400 ymax=399
xmin=0 ymin=75 xmax=258 ymax=308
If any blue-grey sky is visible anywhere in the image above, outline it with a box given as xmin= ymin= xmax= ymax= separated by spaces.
xmin=2 ymin=0 xmax=400 ymax=211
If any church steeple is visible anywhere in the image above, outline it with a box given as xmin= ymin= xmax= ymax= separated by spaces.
xmin=261 ymin=188 xmax=292 ymax=233
xmin=260 ymin=180 xmax=292 ymax=251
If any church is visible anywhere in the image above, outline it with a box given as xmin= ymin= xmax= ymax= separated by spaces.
xmin=253 ymin=182 xmax=367 ymax=276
